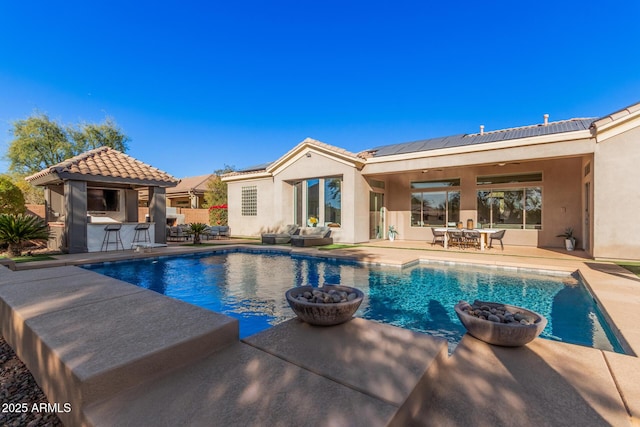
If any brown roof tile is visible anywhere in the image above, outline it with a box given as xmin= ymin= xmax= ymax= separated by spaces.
xmin=25 ymin=147 xmax=178 ymax=186
xmin=301 ymin=137 xmax=364 ymax=160
xmin=167 ymin=174 xmax=216 ymax=195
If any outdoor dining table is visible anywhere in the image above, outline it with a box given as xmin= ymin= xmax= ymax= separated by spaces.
xmin=435 ymin=228 xmax=499 ymax=251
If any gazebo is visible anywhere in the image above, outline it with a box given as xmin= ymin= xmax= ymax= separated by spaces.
xmin=25 ymin=147 xmax=178 ymax=253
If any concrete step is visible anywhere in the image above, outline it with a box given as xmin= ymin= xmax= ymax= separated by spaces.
xmin=85 ymin=319 xmax=448 ymax=427
xmin=84 ymin=342 xmax=397 ymax=427
xmin=244 ymin=318 xmax=448 ymax=411
xmin=0 ymin=266 xmax=238 ymax=426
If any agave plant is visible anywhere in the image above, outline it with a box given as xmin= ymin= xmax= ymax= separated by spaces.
xmin=0 ymin=214 xmax=51 ymax=257
xmin=189 ymin=222 xmax=209 ymax=245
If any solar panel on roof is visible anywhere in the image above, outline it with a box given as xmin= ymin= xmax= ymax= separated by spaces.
xmin=238 ymin=162 xmax=273 ymax=172
xmin=370 ymin=119 xmax=595 ymax=158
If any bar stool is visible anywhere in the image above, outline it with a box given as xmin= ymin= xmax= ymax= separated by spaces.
xmin=101 ymin=224 xmax=124 ymax=251
xmin=131 ymin=223 xmax=151 ymax=248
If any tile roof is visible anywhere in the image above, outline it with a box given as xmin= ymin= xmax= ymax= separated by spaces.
xmin=592 ymin=101 xmax=640 ymax=129
xmin=167 ymin=174 xmax=215 ymax=194
xmin=228 ymin=138 xmax=365 ymax=176
xmin=299 ymin=137 xmax=365 ymax=160
xmin=367 ymin=118 xmax=596 ymax=157
xmin=25 ymin=147 xmax=178 ymax=187
xmin=227 ymin=105 xmax=638 ymax=180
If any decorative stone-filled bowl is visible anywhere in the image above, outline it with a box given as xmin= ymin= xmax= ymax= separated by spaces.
xmin=454 ymin=300 xmax=548 ymax=347
xmin=285 ymin=285 xmax=364 ymax=326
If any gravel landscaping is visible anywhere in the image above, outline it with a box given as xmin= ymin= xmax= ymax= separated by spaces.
xmin=0 ymin=335 xmax=63 ymax=427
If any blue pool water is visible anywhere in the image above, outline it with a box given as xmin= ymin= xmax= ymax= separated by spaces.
xmin=83 ymin=250 xmax=625 ymax=353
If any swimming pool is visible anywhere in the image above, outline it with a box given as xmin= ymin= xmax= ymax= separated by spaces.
xmin=83 ymin=249 xmax=624 ymax=353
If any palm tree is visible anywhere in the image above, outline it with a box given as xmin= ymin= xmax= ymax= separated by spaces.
xmin=0 ymin=214 xmax=51 ymax=257
xmin=189 ymin=222 xmax=208 ymax=245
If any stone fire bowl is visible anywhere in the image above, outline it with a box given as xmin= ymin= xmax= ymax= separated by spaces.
xmin=454 ymin=300 xmax=548 ymax=347
xmin=285 ymin=285 xmax=364 ymax=326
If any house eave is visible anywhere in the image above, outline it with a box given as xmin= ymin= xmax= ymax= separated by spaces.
xmin=27 ymin=171 xmax=178 ymax=188
xmin=222 ymin=171 xmax=272 ymax=182
xmin=593 ymin=105 xmax=640 ymax=143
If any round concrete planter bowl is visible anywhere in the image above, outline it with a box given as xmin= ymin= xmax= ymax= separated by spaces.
xmin=454 ymin=300 xmax=548 ymax=347
xmin=286 ymin=285 xmax=364 ymax=326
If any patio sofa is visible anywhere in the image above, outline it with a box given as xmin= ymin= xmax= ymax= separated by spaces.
xmin=166 ymin=225 xmax=191 ymax=242
xmin=205 ymin=225 xmax=230 ymax=240
xmin=261 ymin=224 xmax=300 ymax=244
xmin=290 ymin=226 xmax=333 ymax=247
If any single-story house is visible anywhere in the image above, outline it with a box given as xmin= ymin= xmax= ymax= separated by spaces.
xmin=223 ymin=101 xmax=640 ymax=261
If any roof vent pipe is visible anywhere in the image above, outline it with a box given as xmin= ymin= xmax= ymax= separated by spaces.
xmin=480 ymin=125 xmax=484 ymax=135
xmin=543 ymin=114 xmax=549 ymax=126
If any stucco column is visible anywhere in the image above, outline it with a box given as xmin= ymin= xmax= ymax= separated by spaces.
xmin=64 ymin=180 xmax=88 ymax=254
xmin=125 ymin=189 xmax=139 ymax=222
xmin=149 ymin=186 xmax=167 ymax=244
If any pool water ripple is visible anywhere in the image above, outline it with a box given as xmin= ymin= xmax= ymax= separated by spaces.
xmin=83 ymin=251 xmax=624 ymax=353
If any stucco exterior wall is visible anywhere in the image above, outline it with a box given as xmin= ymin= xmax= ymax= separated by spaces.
xmin=227 ymin=177 xmax=274 ymax=236
xmin=227 ymin=148 xmax=367 ymax=243
xmin=273 ymin=150 xmax=364 ymax=243
xmin=375 ymin=157 xmax=584 ymax=248
xmin=592 ymin=125 xmax=640 ymax=260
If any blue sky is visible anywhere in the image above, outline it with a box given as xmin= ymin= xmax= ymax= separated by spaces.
xmin=1 ymin=1 xmax=639 ymax=178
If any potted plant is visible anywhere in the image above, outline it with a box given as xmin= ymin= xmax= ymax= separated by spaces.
xmin=557 ymin=227 xmax=577 ymax=251
xmin=388 ymin=225 xmax=399 ymax=242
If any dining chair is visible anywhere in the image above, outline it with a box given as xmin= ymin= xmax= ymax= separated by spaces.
xmin=431 ymin=227 xmax=446 ymax=246
xmin=447 ymin=230 xmax=464 ymax=249
xmin=489 ymin=229 xmax=506 ymax=250
xmin=463 ymin=229 xmax=481 ymax=249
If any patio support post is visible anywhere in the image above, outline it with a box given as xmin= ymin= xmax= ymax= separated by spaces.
xmin=64 ymin=180 xmax=88 ymax=254
xmin=125 ymin=189 xmax=139 ymax=222
xmin=149 ymin=186 xmax=167 ymax=244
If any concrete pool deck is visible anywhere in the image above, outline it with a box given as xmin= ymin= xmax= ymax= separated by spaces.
xmin=0 ymin=240 xmax=639 ymax=425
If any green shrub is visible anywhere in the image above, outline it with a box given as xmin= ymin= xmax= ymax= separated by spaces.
xmin=0 ymin=214 xmax=50 ymax=257
xmin=0 ymin=176 xmax=26 ymax=215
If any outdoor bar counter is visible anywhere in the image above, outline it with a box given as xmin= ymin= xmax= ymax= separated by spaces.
xmin=87 ymin=222 xmax=156 ymax=252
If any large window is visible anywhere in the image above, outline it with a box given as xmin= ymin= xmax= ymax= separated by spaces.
xmin=294 ymin=182 xmax=303 ymax=225
xmin=241 ymin=186 xmax=257 ymax=216
xmin=324 ymin=178 xmax=341 ymax=225
xmin=410 ymin=179 xmax=460 ymax=227
xmin=87 ymin=189 xmax=120 ymax=212
xmin=477 ymin=173 xmax=542 ymax=229
xmin=293 ymin=177 xmax=342 ymax=227
xmin=477 ymin=188 xmax=542 ymax=229
xmin=307 ymin=179 xmax=319 ymax=220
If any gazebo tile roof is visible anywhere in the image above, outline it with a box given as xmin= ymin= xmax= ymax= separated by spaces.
xmin=25 ymin=147 xmax=178 ymax=186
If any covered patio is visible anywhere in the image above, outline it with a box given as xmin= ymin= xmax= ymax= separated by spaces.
xmin=361 ymin=127 xmax=589 ymax=251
